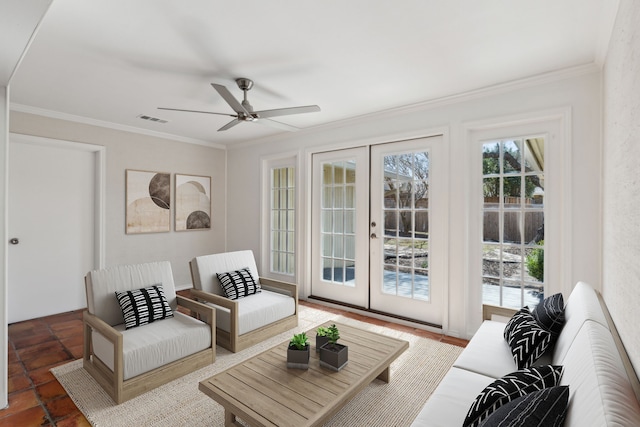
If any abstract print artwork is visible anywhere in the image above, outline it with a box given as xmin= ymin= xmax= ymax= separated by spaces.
xmin=175 ymin=174 xmax=211 ymax=231
xmin=126 ymin=170 xmax=171 ymax=234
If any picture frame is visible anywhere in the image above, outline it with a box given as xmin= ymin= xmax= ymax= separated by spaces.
xmin=125 ymin=169 xmax=171 ymax=234
xmin=175 ymin=173 xmax=211 ymax=231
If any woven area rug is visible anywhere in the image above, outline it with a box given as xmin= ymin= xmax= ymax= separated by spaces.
xmin=51 ymin=306 xmax=462 ymax=426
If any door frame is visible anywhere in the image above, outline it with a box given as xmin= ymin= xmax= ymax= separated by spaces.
xmin=303 ymin=127 xmax=450 ymax=332
xmin=8 ymin=133 xmax=105 ymax=270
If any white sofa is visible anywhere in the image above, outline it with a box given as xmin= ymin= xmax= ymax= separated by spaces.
xmin=412 ymin=282 xmax=640 ymax=426
xmin=189 ymin=250 xmax=298 ymax=353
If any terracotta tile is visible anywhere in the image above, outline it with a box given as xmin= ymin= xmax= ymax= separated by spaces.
xmin=7 ymin=373 xmax=31 ymax=393
xmin=7 ymin=345 xmax=19 ymax=364
xmin=55 ymin=411 xmax=91 ymax=427
xmin=412 ymin=328 xmax=444 ymax=341
xmin=17 ymin=341 xmax=65 ymax=362
xmin=0 ymin=404 xmax=50 ymax=427
xmin=36 ymin=380 xmax=67 ymax=402
xmin=28 ymin=365 xmax=57 ymax=386
xmin=51 ymin=320 xmax=83 ymax=339
xmin=8 ymin=361 xmax=25 ymax=377
xmin=12 ymin=330 xmax=56 ymax=350
xmin=66 ymin=344 xmax=84 ymax=360
xmin=59 ymin=334 xmax=83 ymax=350
xmin=8 ymin=319 xmax=48 ymax=336
xmin=0 ymin=389 xmax=39 ymax=417
xmin=45 ymin=396 xmax=79 ymax=420
xmin=42 ymin=310 xmax=84 ymax=325
xmin=23 ymin=350 xmax=73 ymax=371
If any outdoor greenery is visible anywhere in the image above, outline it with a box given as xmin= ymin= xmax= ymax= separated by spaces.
xmin=483 ymin=142 xmax=539 ymax=199
xmin=526 ymin=240 xmax=545 ymax=282
xmin=289 ymin=332 xmax=309 ymax=350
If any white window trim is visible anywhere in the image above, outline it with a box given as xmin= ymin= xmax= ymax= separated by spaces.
xmin=260 ymin=153 xmax=299 ymax=284
xmin=463 ymin=108 xmax=572 ymax=337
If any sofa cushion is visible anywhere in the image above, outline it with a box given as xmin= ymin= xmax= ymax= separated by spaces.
xmin=115 ymin=284 xmax=173 ymax=329
xmin=504 ymin=307 xmax=552 ymax=369
xmin=92 ymin=311 xmax=211 ymax=380
xmin=411 ymin=367 xmax=496 ymax=427
xmin=532 ymin=293 xmax=565 ymax=339
xmin=217 ymin=267 xmax=261 ymax=300
xmin=463 ymin=365 xmax=564 ymax=427
xmin=191 ymin=250 xmax=261 ymax=297
xmin=208 ymin=289 xmax=296 ymax=335
xmin=478 ymin=386 xmax=569 ymax=427
xmin=558 ymin=321 xmax=640 ymax=426
xmin=454 ymin=320 xmax=517 ymax=378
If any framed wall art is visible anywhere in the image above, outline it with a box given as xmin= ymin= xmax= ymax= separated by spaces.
xmin=175 ymin=173 xmax=211 ymax=231
xmin=125 ymin=169 xmax=171 ymax=234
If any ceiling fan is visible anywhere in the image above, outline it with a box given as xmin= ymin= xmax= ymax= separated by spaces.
xmin=159 ymin=78 xmax=321 ymax=132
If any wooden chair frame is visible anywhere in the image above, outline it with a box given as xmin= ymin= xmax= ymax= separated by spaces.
xmin=83 ymin=294 xmax=216 ymax=404
xmin=190 ymin=261 xmax=298 ymax=353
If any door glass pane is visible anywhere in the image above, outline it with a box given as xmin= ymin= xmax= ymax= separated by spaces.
xmin=380 ymin=150 xmax=431 ymax=301
xmin=321 ymin=160 xmax=357 ymax=286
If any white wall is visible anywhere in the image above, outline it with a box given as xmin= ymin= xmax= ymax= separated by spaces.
xmin=602 ymin=0 xmax=640 ymax=374
xmin=227 ymin=68 xmax=603 ymax=338
xmin=9 ymin=112 xmax=226 ymax=287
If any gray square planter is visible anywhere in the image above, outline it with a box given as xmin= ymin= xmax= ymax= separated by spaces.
xmin=319 ymin=343 xmax=348 ymax=371
xmin=316 ymin=335 xmax=330 ymax=352
xmin=287 ymin=344 xmax=310 ymax=369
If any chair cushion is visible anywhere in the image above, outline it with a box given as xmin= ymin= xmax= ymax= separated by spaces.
xmin=115 ymin=284 xmax=173 ymax=329
xmin=85 ymin=261 xmax=177 ymax=326
xmin=478 ymin=386 xmax=569 ymax=427
xmin=217 ymin=268 xmax=261 ymax=300
xmin=463 ymin=365 xmax=564 ymax=427
xmin=92 ymin=311 xmax=211 ymax=380
xmin=191 ymin=250 xmax=260 ymax=296
xmin=504 ymin=307 xmax=552 ymax=369
xmin=209 ymin=289 xmax=295 ymax=335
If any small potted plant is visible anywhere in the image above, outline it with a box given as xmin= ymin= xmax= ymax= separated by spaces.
xmin=319 ymin=324 xmax=348 ymax=371
xmin=287 ymin=332 xmax=310 ymax=369
xmin=316 ymin=326 xmax=330 ymax=352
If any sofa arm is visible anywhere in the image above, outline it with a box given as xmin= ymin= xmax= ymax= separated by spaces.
xmin=482 ymin=304 xmax=517 ymax=321
xmin=259 ymin=277 xmax=298 ymax=298
xmin=83 ymin=310 xmax=124 ymax=384
xmin=190 ymin=289 xmax=237 ymax=310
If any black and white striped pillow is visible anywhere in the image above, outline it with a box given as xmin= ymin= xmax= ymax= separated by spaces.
xmin=216 ymin=267 xmax=261 ymax=300
xmin=504 ymin=307 xmax=552 ymax=369
xmin=115 ymin=284 xmax=173 ymax=329
xmin=532 ymin=293 xmax=565 ymax=339
xmin=463 ymin=365 xmax=564 ymax=427
xmin=478 ymin=386 xmax=569 ymax=427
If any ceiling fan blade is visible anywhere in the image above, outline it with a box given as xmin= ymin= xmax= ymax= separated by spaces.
xmin=218 ymin=118 xmax=242 ymax=131
xmin=211 ymin=83 xmax=251 ymax=116
xmin=254 ymin=105 xmax=321 ymax=119
xmin=158 ymin=107 xmax=236 ymax=117
xmin=256 ymin=118 xmax=300 ymax=132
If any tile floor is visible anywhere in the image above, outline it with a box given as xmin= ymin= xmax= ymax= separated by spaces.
xmin=2 ymin=293 xmax=467 ymax=426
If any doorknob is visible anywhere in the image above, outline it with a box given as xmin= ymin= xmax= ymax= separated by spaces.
xmin=370 ymin=233 xmax=377 ymax=239
xmin=9 ymin=238 xmax=19 ymax=245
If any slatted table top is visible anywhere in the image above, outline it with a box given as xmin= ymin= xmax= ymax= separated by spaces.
xmin=199 ymin=321 xmax=409 ymax=427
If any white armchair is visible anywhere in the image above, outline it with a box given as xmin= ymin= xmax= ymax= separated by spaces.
xmin=189 ymin=250 xmax=298 ymax=353
xmin=83 ymin=261 xmax=215 ymax=404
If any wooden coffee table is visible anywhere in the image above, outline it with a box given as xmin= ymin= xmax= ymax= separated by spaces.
xmin=199 ymin=321 xmax=409 ymax=427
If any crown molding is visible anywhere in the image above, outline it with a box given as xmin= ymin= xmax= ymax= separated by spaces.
xmin=9 ymin=103 xmax=227 ymax=150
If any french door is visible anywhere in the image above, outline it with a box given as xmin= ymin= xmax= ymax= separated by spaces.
xmin=311 ymin=136 xmax=446 ymax=326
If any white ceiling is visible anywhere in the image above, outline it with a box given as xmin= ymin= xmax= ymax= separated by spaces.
xmin=6 ymin=0 xmax=618 ymax=146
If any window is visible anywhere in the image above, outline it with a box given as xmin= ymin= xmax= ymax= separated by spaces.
xmin=270 ymin=166 xmax=295 ymax=276
xmin=482 ymin=137 xmax=545 ymax=309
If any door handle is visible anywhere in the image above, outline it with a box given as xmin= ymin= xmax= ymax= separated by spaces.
xmin=9 ymin=238 xmax=19 ymax=245
xmin=370 ymin=233 xmax=377 ymax=239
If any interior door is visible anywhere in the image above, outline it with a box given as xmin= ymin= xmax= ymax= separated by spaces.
xmin=311 ymin=147 xmax=369 ymax=307
xmin=8 ymin=137 xmax=96 ymax=323
xmin=369 ymin=136 xmax=446 ymax=325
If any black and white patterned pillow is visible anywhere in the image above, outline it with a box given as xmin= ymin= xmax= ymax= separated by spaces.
xmin=532 ymin=293 xmax=565 ymax=339
xmin=504 ymin=307 xmax=552 ymax=369
xmin=463 ymin=365 xmax=564 ymax=427
xmin=478 ymin=386 xmax=569 ymax=427
xmin=216 ymin=267 xmax=261 ymax=300
xmin=115 ymin=284 xmax=173 ymax=329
